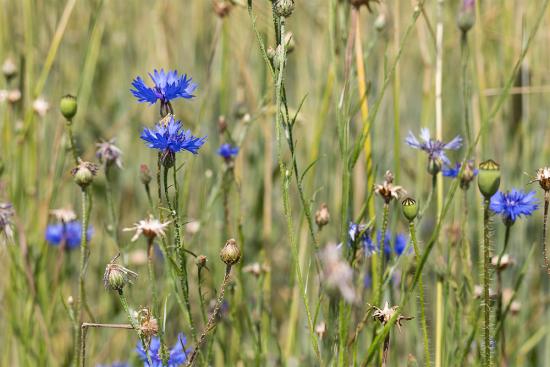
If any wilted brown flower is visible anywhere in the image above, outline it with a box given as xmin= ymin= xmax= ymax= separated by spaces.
xmin=374 ymin=170 xmax=407 ymax=204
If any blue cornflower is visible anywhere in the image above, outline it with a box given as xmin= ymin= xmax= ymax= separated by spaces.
xmin=378 ymin=230 xmax=409 ymax=257
xmin=349 ymin=222 xmax=378 ymax=256
xmin=141 ymin=116 xmax=206 ymax=165
xmin=490 ymin=189 xmax=539 ymax=225
xmin=45 ymin=221 xmax=93 ymax=250
xmin=136 ymin=333 xmax=190 ymax=367
xmin=406 ymin=128 xmax=463 ymax=172
xmin=443 ymin=161 xmax=479 ymax=189
xmin=131 ymin=69 xmax=197 ymax=106
xmin=218 ymin=143 xmax=239 ymax=160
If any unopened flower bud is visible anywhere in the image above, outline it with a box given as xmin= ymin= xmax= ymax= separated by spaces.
xmin=274 ymin=0 xmax=295 ymax=18
xmin=220 ymin=238 xmax=241 ymax=266
xmin=71 ymin=159 xmax=99 ymax=188
xmin=478 ymin=159 xmax=500 ymax=199
xmin=196 ymin=255 xmax=207 ymax=269
xmin=213 ymin=1 xmax=232 ymax=18
xmin=2 ymin=57 xmax=17 ymax=81
xmin=457 ymin=0 xmax=476 ymax=34
xmin=7 ymin=89 xmax=21 ymax=104
xmin=315 ymin=203 xmax=330 ymax=229
xmin=103 ymin=259 xmax=138 ymax=293
xmin=60 ymin=95 xmax=78 ymax=120
xmin=218 ymin=115 xmax=227 ymax=134
xmin=140 ymin=164 xmax=152 ymax=185
xmin=402 ymin=197 xmax=419 ymax=222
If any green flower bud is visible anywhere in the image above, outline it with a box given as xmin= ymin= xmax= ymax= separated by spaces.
xmin=60 ymin=95 xmax=78 ymax=120
xmin=402 ymin=197 xmax=419 ymax=222
xmin=457 ymin=11 xmax=475 ymax=34
xmin=274 ymin=0 xmax=295 ymax=18
xmin=478 ymin=159 xmax=500 ymax=198
xmin=220 ymin=238 xmax=241 ymax=266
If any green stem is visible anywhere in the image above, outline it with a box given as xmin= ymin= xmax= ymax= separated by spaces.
xmin=105 ymin=164 xmax=119 ymax=248
xmin=375 ymin=203 xmax=390 ymax=306
xmin=542 ymin=191 xmax=550 ymax=273
xmin=75 ymin=187 xmax=91 ymax=367
xmin=495 ymin=224 xmax=511 ymax=365
xmin=186 ymin=265 xmax=233 ymax=366
xmin=65 ymin=120 xmax=78 ymax=165
xmin=410 ymin=221 xmax=431 ymax=367
xmin=118 ymin=292 xmax=152 ymax=366
xmin=483 ymin=198 xmax=492 ymax=367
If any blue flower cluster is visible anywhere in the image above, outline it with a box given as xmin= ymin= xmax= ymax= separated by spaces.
xmin=45 ymin=221 xmax=93 ymax=250
xmin=136 ymin=333 xmax=190 ymax=367
xmin=490 ymin=189 xmax=539 ymax=224
xmin=132 ymin=69 xmax=206 ymax=161
xmin=348 ymin=223 xmax=408 ymax=258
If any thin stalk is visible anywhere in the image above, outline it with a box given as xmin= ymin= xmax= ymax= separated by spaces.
xmin=105 ymin=164 xmax=119 ymax=247
xmin=461 ymin=33 xmax=472 ymax=146
xmin=495 ymin=224 xmax=511 ymax=366
xmin=375 ymin=203 xmax=390 ymax=306
xmin=118 ymin=291 xmax=152 ymax=366
xmin=75 ymin=187 xmax=91 ymax=367
xmin=163 ymin=164 xmax=196 ymax=340
xmin=186 ymin=265 xmax=233 ymax=366
xmin=435 ymin=280 xmax=443 ymax=367
xmin=410 ymin=221 xmax=431 ymax=367
xmin=543 ymin=190 xmax=550 ymax=273
xmin=482 ymin=198 xmax=492 ymax=367
xmin=65 ymin=121 xmax=78 ymax=165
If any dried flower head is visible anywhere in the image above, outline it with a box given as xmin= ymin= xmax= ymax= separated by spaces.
xmin=315 ymin=203 xmax=330 ymax=229
xmin=220 ymin=238 xmax=241 ymax=265
xmin=195 ymin=255 xmax=208 ymax=269
xmin=374 ymin=170 xmax=407 ymax=204
xmin=7 ymin=89 xmax=21 ymax=104
xmin=71 ymin=159 xmax=99 ymax=188
xmin=139 ymin=164 xmax=152 ymax=185
xmin=103 ymin=255 xmax=138 ymax=293
xmin=243 ymin=262 xmax=270 ymax=278
xmin=137 ymin=307 xmax=159 ymax=338
xmin=32 ymin=97 xmax=50 ymax=117
xmin=491 ymin=254 xmax=515 ymax=271
xmin=213 ymin=1 xmax=232 ymax=17
xmin=371 ymin=301 xmax=413 ymax=330
xmin=319 ymin=244 xmax=356 ymax=303
xmin=315 ymin=321 xmax=327 ymax=339
xmin=124 ymin=215 xmax=171 ymax=242
xmin=530 ymin=167 xmax=550 ymax=192
xmin=96 ymin=139 xmax=123 ymax=168
xmin=2 ymin=57 xmax=17 ymax=80
xmin=50 ymin=208 xmax=77 ymax=223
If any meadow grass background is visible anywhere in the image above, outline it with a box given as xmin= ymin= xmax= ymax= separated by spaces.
xmin=1 ymin=0 xmax=550 ymax=366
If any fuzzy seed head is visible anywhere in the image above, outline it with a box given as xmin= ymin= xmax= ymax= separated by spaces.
xmin=274 ymin=0 xmax=295 ymax=17
xmin=531 ymin=167 xmax=550 ymax=192
xmin=103 ymin=258 xmax=138 ymax=293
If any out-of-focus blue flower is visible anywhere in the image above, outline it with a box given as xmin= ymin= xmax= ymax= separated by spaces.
xmin=349 ymin=222 xmax=377 ymax=257
xmin=141 ymin=115 xmax=206 ymax=157
xmin=364 ymin=274 xmax=372 ymax=289
xmin=217 ymin=143 xmax=239 ymax=159
xmin=406 ymin=128 xmax=462 ymax=166
xmin=136 ymin=333 xmax=190 ymax=367
xmin=442 ymin=162 xmax=478 ymax=178
xmin=45 ymin=221 xmax=93 ymax=250
xmin=378 ymin=230 xmax=409 ymax=257
xmin=131 ymin=69 xmax=197 ymax=105
xmin=490 ymin=189 xmax=539 ymax=224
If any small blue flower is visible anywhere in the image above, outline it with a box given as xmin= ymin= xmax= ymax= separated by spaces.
xmin=141 ymin=116 xmax=206 ymax=156
xmin=45 ymin=221 xmax=93 ymax=250
xmin=136 ymin=333 xmax=190 ymax=367
xmin=218 ymin=143 xmax=239 ymax=159
xmin=349 ymin=222 xmax=378 ymax=256
xmin=490 ymin=189 xmax=539 ymax=224
xmin=378 ymin=230 xmax=409 ymax=257
xmin=406 ymin=128 xmax=463 ymax=166
xmin=131 ymin=69 xmax=197 ymax=105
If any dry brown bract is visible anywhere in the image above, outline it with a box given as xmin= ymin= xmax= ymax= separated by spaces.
xmin=124 ymin=215 xmax=171 ymax=242
xmin=375 ymin=170 xmax=407 ymax=204
xmin=530 ymin=167 xmax=550 ymax=191
xmin=372 ymin=301 xmax=413 ymax=331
